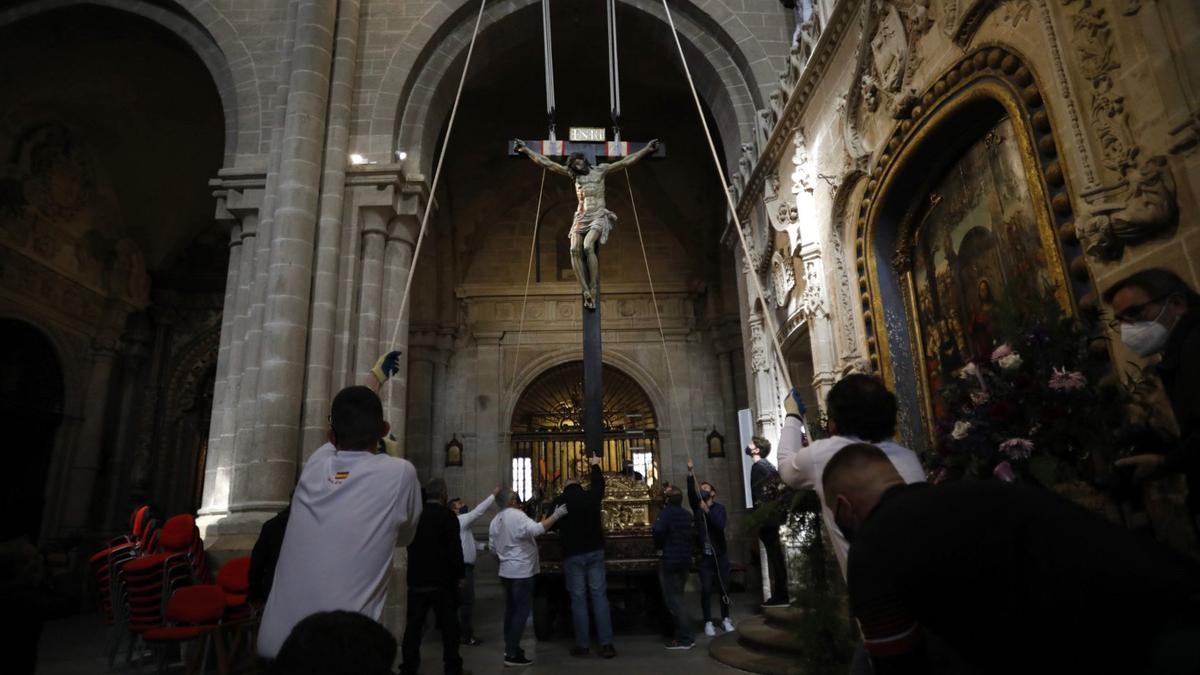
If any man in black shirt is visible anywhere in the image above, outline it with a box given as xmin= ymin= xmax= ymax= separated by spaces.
xmin=400 ymin=478 xmax=465 ymax=675
xmin=687 ymin=458 xmax=733 ymax=635
xmin=552 ymin=454 xmax=616 ymax=658
xmin=248 ymin=505 xmax=290 ymax=606
xmin=748 ymin=436 xmax=789 ymax=607
xmin=823 ymin=443 xmax=1200 ymax=675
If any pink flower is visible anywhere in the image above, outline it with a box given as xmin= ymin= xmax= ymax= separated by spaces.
xmin=1048 ymin=368 xmax=1087 ymax=391
xmin=993 ymin=461 xmax=1017 ymax=482
xmin=999 ymin=438 xmax=1034 ymax=460
xmin=990 ymin=344 xmax=1013 ymax=361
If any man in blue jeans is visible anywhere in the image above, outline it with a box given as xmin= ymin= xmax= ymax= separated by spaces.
xmin=653 ymin=484 xmax=695 ymax=650
xmin=488 ymin=490 xmax=567 ymax=667
xmin=552 ymin=454 xmax=616 ymax=658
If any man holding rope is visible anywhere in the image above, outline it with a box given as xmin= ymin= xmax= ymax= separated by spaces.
xmin=687 ymin=458 xmax=733 ymax=637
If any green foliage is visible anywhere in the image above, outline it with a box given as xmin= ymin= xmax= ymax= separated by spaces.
xmin=784 ymin=490 xmax=853 ymax=674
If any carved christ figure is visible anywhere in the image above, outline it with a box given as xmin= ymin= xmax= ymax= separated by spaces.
xmin=513 ymin=138 xmax=659 ymax=308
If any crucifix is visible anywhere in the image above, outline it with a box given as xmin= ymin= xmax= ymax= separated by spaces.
xmin=510 ymin=134 xmax=663 ymax=457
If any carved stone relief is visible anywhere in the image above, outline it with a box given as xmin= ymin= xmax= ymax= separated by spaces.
xmin=1062 ymin=0 xmax=1180 ymax=260
xmin=749 ymin=318 xmax=769 ymax=373
xmin=796 ymin=256 xmax=828 ymax=320
xmin=771 ymin=250 xmax=796 ymax=308
xmin=790 ymin=130 xmax=814 ymax=196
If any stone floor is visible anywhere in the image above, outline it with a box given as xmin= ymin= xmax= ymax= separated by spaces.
xmin=35 ymin=581 xmax=759 ymax=674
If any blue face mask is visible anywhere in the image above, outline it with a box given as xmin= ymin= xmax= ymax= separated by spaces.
xmin=699 ymin=490 xmax=712 ymax=502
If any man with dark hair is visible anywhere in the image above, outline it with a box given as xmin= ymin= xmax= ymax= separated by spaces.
xmin=401 ymin=477 xmax=466 ymax=675
xmin=747 ymin=436 xmax=789 ymax=607
xmin=552 ymin=454 xmax=616 ymax=658
xmin=271 ymin=610 xmax=397 ymax=675
xmin=257 ymin=384 xmax=422 ymax=659
xmin=488 ymin=489 xmax=568 ymax=667
xmin=777 ymin=377 xmax=925 ymax=575
xmin=448 ymin=486 xmax=500 ymax=647
xmin=822 ymin=443 xmax=1200 ymax=674
xmin=652 ymin=484 xmax=695 ymax=650
xmin=686 ymin=458 xmax=732 ymax=636
xmin=1104 ymin=268 xmax=1200 ymax=540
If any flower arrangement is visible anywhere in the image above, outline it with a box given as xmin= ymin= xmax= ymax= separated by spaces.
xmin=929 ymin=288 xmax=1149 ymax=488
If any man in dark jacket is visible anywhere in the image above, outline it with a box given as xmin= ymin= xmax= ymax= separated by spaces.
xmin=248 ymin=505 xmax=289 ymax=606
xmin=748 ymin=436 xmax=789 ymax=607
xmin=552 ymin=454 xmax=616 ymax=658
xmin=686 ymin=459 xmax=732 ymax=636
xmin=652 ymin=484 xmax=695 ymax=649
xmin=1107 ymin=268 xmax=1200 ymax=541
xmin=400 ymin=477 xmax=465 ymax=675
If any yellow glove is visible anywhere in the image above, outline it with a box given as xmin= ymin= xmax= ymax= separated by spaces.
xmin=378 ymin=433 xmax=400 ymax=457
xmin=371 ymin=351 xmax=402 ymax=385
xmin=783 ymin=388 xmax=806 ymax=420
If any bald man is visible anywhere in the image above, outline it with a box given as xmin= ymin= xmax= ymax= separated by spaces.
xmin=823 ymin=443 xmax=1200 ymax=675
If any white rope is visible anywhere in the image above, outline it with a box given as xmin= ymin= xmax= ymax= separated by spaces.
xmin=542 ymin=0 xmax=556 ymax=139
xmin=659 ymin=0 xmax=793 ymax=392
xmin=607 ymin=0 xmax=621 ymax=139
xmin=384 ymin=0 xmax=488 ymax=406
xmin=503 ymin=168 xmax=548 ymax=408
xmin=624 ymin=170 xmax=689 ymax=462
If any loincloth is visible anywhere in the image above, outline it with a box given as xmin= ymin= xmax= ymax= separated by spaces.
xmin=571 ymin=209 xmax=616 ymax=245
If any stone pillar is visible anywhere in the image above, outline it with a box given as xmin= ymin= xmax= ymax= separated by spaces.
xmin=199 ymin=176 xmax=265 ymax=539
xmin=301 ymin=0 xmax=362 ymax=454
xmin=405 ymin=347 xmax=435 ymax=476
xmin=748 ymin=314 xmax=780 ymax=441
xmin=249 ymin=0 xmax=336 ymax=513
xmin=472 ymin=333 xmax=504 ymax=507
xmin=797 ymin=242 xmax=838 ymax=408
xmin=355 ymin=207 xmax=388 ymax=382
xmin=104 ymin=327 xmax=151 ymax=532
xmin=380 ymin=215 xmax=416 ymax=442
xmin=59 ymin=333 xmax=120 ymax=533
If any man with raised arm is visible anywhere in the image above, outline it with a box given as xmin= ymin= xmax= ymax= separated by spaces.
xmin=512 ymin=138 xmax=659 ymax=308
xmin=448 ymin=486 xmax=501 ymax=647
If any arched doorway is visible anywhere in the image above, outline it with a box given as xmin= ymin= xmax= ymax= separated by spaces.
xmin=510 ymin=361 xmax=658 ymax=500
xmin=0 ymin=319 xmax=64 ymax=541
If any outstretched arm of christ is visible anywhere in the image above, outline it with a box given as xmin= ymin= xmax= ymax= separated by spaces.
xmin=602 ymin=138 xmax=659 ymax=173
xmin=513 ymin=139 xmax=571 ymax=177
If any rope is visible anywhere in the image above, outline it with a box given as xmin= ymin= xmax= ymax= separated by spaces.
xmin=659 ymin=0 xmax=793 ymax=392
xmin=607 ymin=0 xmax=621 ymax=140
xmin=623 ymin=170 xmax=688 ymax=462
xmin=503 ymin=168 xmax=548 ymax=408
xmin=384 ymin=0 xmax=487 ymax=408
xmin=542 ymin=0 xmax=556 ymax=139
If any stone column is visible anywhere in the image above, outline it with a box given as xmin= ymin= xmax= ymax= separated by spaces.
xmin=59 ymin=333 xmax=120 ymax=533
xmin=301 ymin=0 xmax=362 ymax=454
xmin=472 ymin=333 xmax=504 ymax=507
xmin=404 ymin=346 xmax=435 ymax=476
xmin=104 ymin=328 xmax=151 ymax=532
xmin=247 ymin=0 xmax=336 ymax=513
xmin=354 ymin=207 xmax=388 ymax=383
xmin=379 ymin=215 xmax=417 ymax=442
xmin=797 ymin=243 xmax=838 ymax=408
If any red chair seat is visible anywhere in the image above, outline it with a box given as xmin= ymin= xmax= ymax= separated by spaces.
xmin=143 ymin=625 xmax=213 ymax=641
xmin=124 ymin=553 xmax=169 ymax=574
xmin=224 ymin=593 xmax=247 ymax=608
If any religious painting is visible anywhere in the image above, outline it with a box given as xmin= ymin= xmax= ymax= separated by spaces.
xmin=905 ymin=118 xmax=1064 ymax=419
xmin=445 ymin=436 xmax=463 ymax=467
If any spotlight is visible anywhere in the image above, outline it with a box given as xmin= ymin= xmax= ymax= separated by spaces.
xmin=349 ymin=153 xmax=367 ymax=165
xmin=396 ymin=150 xmax=408 ymax=162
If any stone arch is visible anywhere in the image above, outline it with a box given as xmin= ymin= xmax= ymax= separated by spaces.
xmin=375 ymin=0 xmax=767 ymax=177
xmin=502 ymin=346 xmax=673 ymax=436
xmin=0 ymin=0 xmax=261 ymax=164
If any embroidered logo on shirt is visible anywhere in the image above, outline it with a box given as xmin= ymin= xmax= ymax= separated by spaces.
xmin=329 ymin=470 xmax=350 ymax=485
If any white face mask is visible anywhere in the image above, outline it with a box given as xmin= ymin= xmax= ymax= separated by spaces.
xmin=1120 ymin=304 xmax=1172 ymax=357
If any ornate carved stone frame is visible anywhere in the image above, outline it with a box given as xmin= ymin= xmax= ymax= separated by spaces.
xmin=853 ymin=46 xmax=1098 ymax=420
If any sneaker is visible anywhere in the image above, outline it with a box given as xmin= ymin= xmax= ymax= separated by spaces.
xmin=664 ymin=639 xmax=695 ymax=650
xmin=569 ymin=646 xmax=590 ymax=657
xmin=461 ymin=636 xmax=482 ymax=646
xmin=761 ymin=596 xmax=790 ymax=608
xmin=704 ymin=621 xmax=716 ymax=637
xmin=722 ymin=617 xmax=735 ymax=632
xmin=599 ymin=644 xmax=617 ymax=659
xmin=503 ymin=654 xmax=533 ymax=667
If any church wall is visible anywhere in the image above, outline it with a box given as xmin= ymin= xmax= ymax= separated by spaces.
xmin=730 ymin=0 xmax=1199 ymax=482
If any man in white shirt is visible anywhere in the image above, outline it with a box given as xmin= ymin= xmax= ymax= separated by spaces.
xmin=257 ymin=385 xmax=423 ymax=659
xmin=775 ymin=374 xmax=925 ymax=577
xmin=488 ymin=491 xmax=567 ymax=667
xmin=449 ymin=486 xmax=501 ymax=646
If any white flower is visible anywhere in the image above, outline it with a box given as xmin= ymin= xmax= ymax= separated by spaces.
xmin=951 ymin=421 xmax=972 ymax=440
xmin=958 ymin=362 xmax=980 ymax=380
xmin=997 ymin=353 xmax=1023 ymax=370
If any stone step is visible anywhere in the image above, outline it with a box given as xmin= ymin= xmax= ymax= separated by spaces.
xmin=708 ymin=631 xmax=803 ymax=675
xmin=736 ymin=615 xmax=805 ymax=656
xmin=761 ymin=605 xmax=806 ymax=627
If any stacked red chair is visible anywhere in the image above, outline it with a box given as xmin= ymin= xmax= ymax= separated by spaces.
xmin=141 ymin=584 xmax=227 ymax=675
xmin=91 ymin=505 xmax=160 ymax=667
xmin=215 ymin=556 xmax=252 ymax=621
xmin=122 ymin=514 xmax=206 ymax=635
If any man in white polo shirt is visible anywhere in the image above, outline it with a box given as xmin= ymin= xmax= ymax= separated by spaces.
xmin=488 ymin=491 xmax=567 ymax=667
xmin=775 ymin=374 xmax=925 ymax=577
xmin=257 ymin=384 xmax=423 ymax=659
xmin=449 ymin=486 xmax=501 ymax=646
